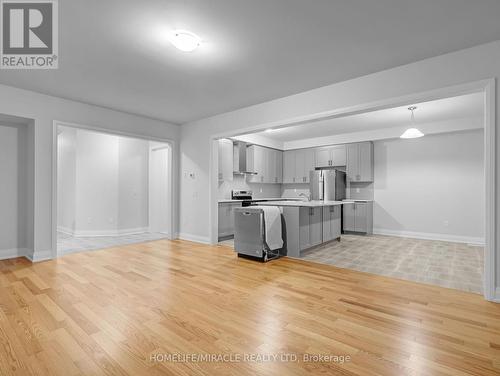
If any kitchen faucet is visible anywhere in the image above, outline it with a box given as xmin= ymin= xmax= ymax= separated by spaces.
xmin=299 ymin=192 xmax=311 ymax=201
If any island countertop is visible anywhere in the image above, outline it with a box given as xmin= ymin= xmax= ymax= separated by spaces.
xmin=257 ymin=200 xmax=350 ymax=207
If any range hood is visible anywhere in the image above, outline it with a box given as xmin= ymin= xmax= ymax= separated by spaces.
xmin=233 ymin=141 xmax=257 ymax=175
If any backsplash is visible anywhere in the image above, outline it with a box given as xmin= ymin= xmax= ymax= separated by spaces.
xmin=218 ymin=175 xmax=281 ymax=199
xmin=281 ymin=183 xmax=310 ymax=198
xmin=348 ymin=182 xmax=374 ymax=200
xmin=219 ymin=176 xmax=374 ymax=200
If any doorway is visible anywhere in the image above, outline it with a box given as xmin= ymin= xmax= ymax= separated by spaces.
xmin=54 ymin=123 xmax=173 ymax=257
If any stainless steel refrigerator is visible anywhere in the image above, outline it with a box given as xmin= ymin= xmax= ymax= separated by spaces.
xmin=310 ymin=169 xmax=346 ymax=201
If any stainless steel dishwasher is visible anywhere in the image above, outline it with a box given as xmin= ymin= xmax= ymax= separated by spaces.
xmin=233 ymin=207 xmax=282 ymax=261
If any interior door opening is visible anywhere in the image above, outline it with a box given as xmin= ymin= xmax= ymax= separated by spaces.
xmin=56 ymin=124 xmax=172 ymax=256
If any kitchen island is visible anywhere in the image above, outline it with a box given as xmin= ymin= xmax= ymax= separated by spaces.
xmin=259 ymin=200 xmax=353 ymax=257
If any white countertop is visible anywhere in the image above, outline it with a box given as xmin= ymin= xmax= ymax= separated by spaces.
xmin=218 ymin=197 xmax=304 ymax=204
xmin=258 ymin=200 xmax=347 ymax=207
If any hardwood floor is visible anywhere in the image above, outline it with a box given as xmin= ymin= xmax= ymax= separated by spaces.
xmin=1 ymin=239 xmax=499 ymax=375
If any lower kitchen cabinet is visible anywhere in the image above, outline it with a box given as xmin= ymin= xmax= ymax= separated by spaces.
xmin=218 ymin=202 xmax=242 ymax=239
xmin=299 ymin=207 xmax=322 ymax=250
xmin=323 ymin=205 xmax=341 ymax=241
xmin=343 ymin=201 xmax=373 ymax=234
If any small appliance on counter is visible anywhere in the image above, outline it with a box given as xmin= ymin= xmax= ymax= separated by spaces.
xmin=231 ymin=190 xmax=253 ymax=207
xmin=310 ymin=169 xmax=346 ymax=201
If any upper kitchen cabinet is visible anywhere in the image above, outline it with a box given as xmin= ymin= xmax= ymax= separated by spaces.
xmin=346 ymin=142 xmax=373 ymax=182
xmin=314 ymin=145 xmax=346 ymax=168
xmin=247 ymin=145 xmax=282 ymax=183
xmin=247 ymin=144 xmax=266 ymax=183
xmin=283 ymin=151 xmax=295 ymax=183
xmin=283 ymin=149 xmax=315 ymax=183
xmin=218 ymin=138 xmax=233 ymax=181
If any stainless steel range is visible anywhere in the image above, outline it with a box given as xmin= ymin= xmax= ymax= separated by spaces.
xmin=232 ymin=190 xmax=253 ymax=206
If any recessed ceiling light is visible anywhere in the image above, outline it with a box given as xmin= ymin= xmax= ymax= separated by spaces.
xmin=170 ymin=30 xmax=201 ymax=52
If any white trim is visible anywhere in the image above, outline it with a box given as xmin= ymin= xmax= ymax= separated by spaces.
xmin=373 ymin=228 xmax=485 ymax=246
xmin=69 ymin=227 xmax=149 ymax=237
xmin=483 ymin=79 xmax=496 ymax=301
xmin=0 ymin=248 xmax=28 ymax=260
xmin=52 ymin=120 xmax=177 ymax=259
xmin=56 ymin=226 xmax=74 ymax=235
xmin=494 ymin=287 xmax=500 ymax=303
xmin=25 ymin=249 xmax=52 ymax=262
xmin=208 ymin=78 xmax=496 ymax=302
xmin=177 ymin=232 xmax=211 ymax=245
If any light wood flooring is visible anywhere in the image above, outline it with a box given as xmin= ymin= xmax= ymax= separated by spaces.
xmin=1 ymin=239 xmax=500 ymax=375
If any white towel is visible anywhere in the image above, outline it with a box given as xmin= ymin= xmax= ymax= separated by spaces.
xmin=252 ymin=206 xmax=283 ymax=251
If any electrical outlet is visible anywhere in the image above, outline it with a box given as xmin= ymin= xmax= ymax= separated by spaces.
xmin=260 ymin=188 xmax=263 ymax=193
xmin=444 ymin=220 xmax=449 ymax=227
xmin=87 ymin=217 xmax=92 ymax=224
xmin=356 ymin=188 xmax=360 ymax=193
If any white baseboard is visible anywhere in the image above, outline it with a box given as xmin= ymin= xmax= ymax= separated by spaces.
xmin=177 ymin=232 xmax=211 ymax=245
xmin=57 ymin=226 xmax=75 ymax=235
xmin=493 ymin=287 xmax=500 ymax=303
xmin=373 ymin=228 xmax=485 ymax=246
xmin=25 ymin=249 xmax=53 ymax=262
xmin=0 ymin=248 xmax=29 ymax=260
xmin=69 ymin=227 xmax=149 ymax=238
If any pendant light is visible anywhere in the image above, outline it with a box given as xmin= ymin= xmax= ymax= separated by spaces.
xmin=400 ymin=106 xmax=424 ymax=139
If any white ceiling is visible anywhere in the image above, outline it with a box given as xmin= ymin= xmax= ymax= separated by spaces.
xmin=252 ymin=93 xmax=484 ymax=143
xmin=0 ymin=1 xmax=499 ymax=124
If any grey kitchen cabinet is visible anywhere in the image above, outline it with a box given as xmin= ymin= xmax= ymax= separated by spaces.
xmin=299 ymin=207 xmax=322 ymax=250
xmin=247 ymin=145 xmax=266 ymax=183
xmin=267 ymin=148 xmax=283 ymax=183
xmin=218 ymin=202 xmax=241 ymax=239
xmin=283 ymin=150 xmax=295 ymax=183
xmin=284 ymin=149 xmax=315 ymax=184
xmin=275 ymin=149 xmax=283 ymax=183
xmin=247 ymin=145 xmax=282 ymax=183
xmin=217 ymin=138 xmax=233 ymax=181
xmin=346 ymin=142 xmax=373 ymax=182
xmin=323 ymin=205 xmax=341 ymax=242
xmin=343 ymin=201 xmax=373 ymax=234
xmin=315 ymin=145 xmax=346 ymax=168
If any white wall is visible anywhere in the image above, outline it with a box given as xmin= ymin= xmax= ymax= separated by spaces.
xmin=74 ymin=130 xmax=120 ymax=235
xmin=373 ymin=129 xmax=484 ymax=243
xmin=58 ymin=128 xmax=151 ymax=236
xmin=118 ymin=137 xmax=149 ymax=232
xmin=0 ymin=122 xmax=33 ymax=258
xmin=180 ymin=40 xmax=499 ymax=292
xmin=57 ymin=128 xmax=76 ymax=232
xmin=149 ymin=144 xmax=171 ymax=234
xmin=0 ymin=83 xmax=180 ymax=260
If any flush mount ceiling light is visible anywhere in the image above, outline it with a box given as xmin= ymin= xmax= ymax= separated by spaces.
xmin=169 ymin=30 xmax=201 ymax=52
xmin=400 ymin=106 xmax=424 ymax=139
